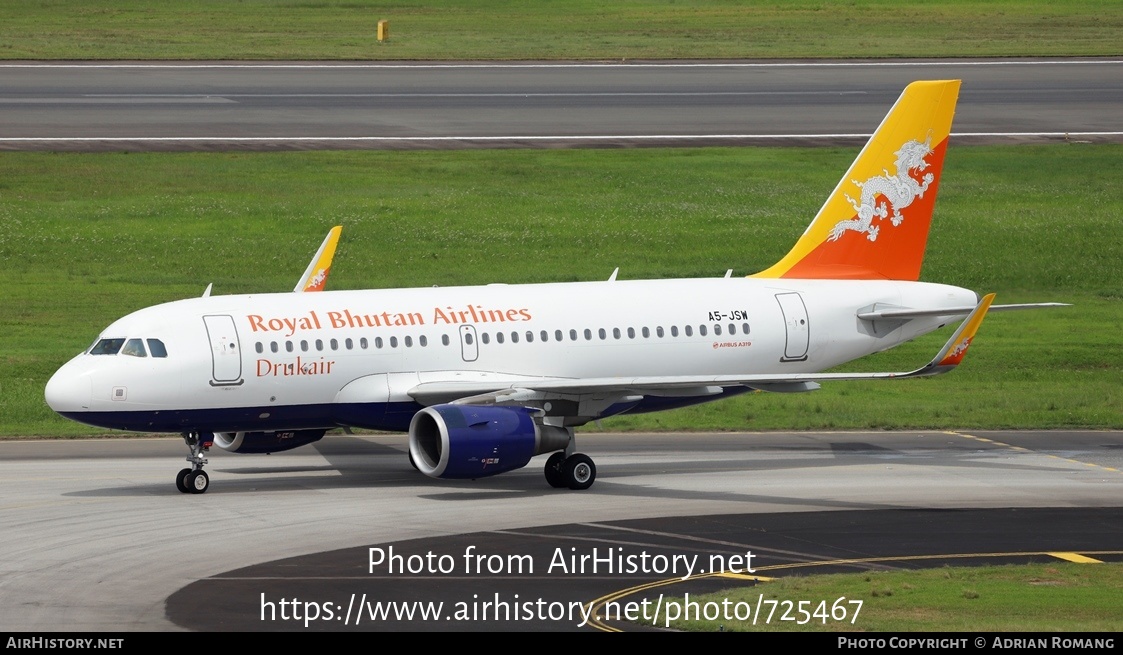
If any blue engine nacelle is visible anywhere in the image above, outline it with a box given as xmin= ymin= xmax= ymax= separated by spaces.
xmin=213 ymin=429 xmax=327 ymax=454
xmin=408 ymin=405 xmax=568 ymax=479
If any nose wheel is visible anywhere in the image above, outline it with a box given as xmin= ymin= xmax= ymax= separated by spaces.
xmin=176 ymin=468 xmax=210 ymax=494
xmin=176 ymin=432 xmax=211 ymax=494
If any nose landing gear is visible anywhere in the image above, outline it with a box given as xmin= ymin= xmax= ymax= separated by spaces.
xmin=176 ymin=432 xmax=211 ymax=494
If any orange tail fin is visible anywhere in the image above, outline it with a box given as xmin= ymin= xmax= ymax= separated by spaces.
xmin=754 ymin=80 xmax=961 ymax=281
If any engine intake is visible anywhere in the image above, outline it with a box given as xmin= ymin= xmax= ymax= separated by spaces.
xmin=409 ymin=405 xmax=568 ymax=479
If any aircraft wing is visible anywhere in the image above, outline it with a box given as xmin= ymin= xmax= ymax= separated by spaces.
xmin=409 ymin=294 xmax=996 ymax=407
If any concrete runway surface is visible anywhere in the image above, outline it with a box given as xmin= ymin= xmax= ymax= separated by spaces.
xmin=2 ymin=430 xmax=1120 ymax=630
xmin=1 ymin=58 xmax=1120 ymax=149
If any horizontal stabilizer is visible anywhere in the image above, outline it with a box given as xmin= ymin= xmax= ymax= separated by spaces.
xmin=858 ymin=301 xmax=1067 ymax=321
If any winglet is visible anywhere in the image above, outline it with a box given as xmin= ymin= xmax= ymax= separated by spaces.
xmin=294 ymin=226 xmax=342 ymax=292
xmin=754 ymin=80 xmax=961 ymax=281
xmin=913 ymin=293 xmax=995 ymax=376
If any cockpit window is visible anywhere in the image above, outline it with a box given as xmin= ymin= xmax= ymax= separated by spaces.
xmin=89 ymin=338 xmax=126 ymax=355
xmin=147 ymin=339 xmax=168 ymax=358
xmin=121 ymin=338 xmax=147 ymax=358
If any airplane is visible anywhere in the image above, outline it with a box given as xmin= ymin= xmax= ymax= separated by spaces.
xmin=44 ymin=79 xmax=1062 ymax=494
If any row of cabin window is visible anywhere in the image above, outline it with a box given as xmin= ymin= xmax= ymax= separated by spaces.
xmin=253 ymin=322 xmax=752 ymax=354
xmin=255 ymin=335 xmax=426 ymax=354
xmin=470 ymin=322 xmax=752 ymax=345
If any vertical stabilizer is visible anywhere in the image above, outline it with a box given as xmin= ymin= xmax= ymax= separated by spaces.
xmin=753 ymin=80 xmax=961 ymax=281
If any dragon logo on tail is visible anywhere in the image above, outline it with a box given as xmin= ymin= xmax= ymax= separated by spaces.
xmin=829 ymin=134 xmax=935 ymax=242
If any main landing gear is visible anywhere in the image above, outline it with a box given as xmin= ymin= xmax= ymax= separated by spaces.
xmin=176 ymin=432 xmax=211 ymax=494
xmin=543 ymin=428 xmax=596 ymax=490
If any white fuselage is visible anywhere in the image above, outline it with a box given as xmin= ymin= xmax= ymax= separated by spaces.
xmin=45 ymin=276 xmax=978 ymax=433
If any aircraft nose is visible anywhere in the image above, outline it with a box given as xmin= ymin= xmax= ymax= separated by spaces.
xmin=44 ymin=365 xmax=92 ymax=413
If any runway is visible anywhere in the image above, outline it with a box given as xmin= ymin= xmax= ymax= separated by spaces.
xmin=2 ymin=431 xmax=1121 ymax=630
xmin=1 ymin=59 xmax=1121 ymax=149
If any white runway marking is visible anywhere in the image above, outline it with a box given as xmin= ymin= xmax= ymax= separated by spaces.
xmin=2 ymin=60 xmax=1121 ymax=69
xmin=1 ymin=132 xmax=1120 ymax=143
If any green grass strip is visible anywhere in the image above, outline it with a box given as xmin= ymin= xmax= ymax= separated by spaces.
xmin=1 ymin=1 xmax=1120 ymax=60
xmin=2 ymin=144 xmax=1120 ymax=436
xmin=660 ymin=563 xmax=1123 ymax=631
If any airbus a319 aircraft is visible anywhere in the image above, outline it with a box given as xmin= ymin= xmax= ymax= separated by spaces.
xmin=45 ymin=80 xmax=1058 ymax=494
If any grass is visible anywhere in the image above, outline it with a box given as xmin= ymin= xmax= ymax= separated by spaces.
xmin=1 ymin=144 xmax=1120 ymax=437
xmin=660 ymin=563 xmax=1123 ymax=631
xmin=0 ymin=1 xmax=1120 ymax=60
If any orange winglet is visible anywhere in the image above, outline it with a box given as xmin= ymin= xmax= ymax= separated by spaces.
xmin=935 ymin=293 xmax=995 ymax=368
xmin=295 ymin=226 xmax=342 ymax=292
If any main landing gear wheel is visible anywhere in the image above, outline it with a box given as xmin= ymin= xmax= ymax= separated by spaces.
xmin=562 ymin=453 xmax=596 ymax=490
xmin=185 ymin=470 xmax=209 ymax=494
xmin=544 ymin=452 xmax=568 ymax=488
xmin=176 ymin=468 xmax=192 ymax=493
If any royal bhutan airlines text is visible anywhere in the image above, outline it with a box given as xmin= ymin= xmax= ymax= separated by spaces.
xmin=247 ymin=304 xmax=534 ymax=337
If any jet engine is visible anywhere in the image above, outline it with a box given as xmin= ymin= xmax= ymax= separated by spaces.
xmin=408 ymin=405 xmax=569 ymax=479
xmin=213 ymin=429 xmax=327 ymax=454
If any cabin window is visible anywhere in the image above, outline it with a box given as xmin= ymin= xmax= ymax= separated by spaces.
xmin=584 ymin=329 xmax=592 ymax=341
xmin=315 ymin=339 xmax=324 ymax=351
xmin=511 ymin=332 xmax=519 ymax=344
xmin=390 ymin=336 xmax=398 ymax=348
xmin=555 ymin=330 xmax=563 ymax=342
xmin=655 ymin=327 xmax=663 ymax=338
xmin=330 ymin=338 xmax=338 ymax=351
xmin=742 ymin=322 xmax=750 ymax=334
xmin=685 ymin=325 xmax=693 ymax=337
xmin=598 ymin=328 xmax=606 ymax=340
xmin=643 ymin=327 xmax=651 ymax=338
xmin=441 ymin=334 xmax=449 ymax=346
xmin=464 ymin=333 xmax=473 ymax=346
xmin=496 ymin=332 xmax=505 ymax=344
xmin=90 ymin=338 xmax=126 ymax=355
xmin=405 ymin=336 xmax=413 ymax=347
xmin=285 ymin=341 xmax=294 ymax=352
xmin=255 ymin=342 xmax=263 ymax=354
xmin=271 ymin=341 xmax=279 ymax=353
xmin=122 ymin=338 xmax=147 ymax=358
xmin=542 ymin=330 xmax=550 ymax=342
xmin=699 ymin=325 xmax=708 ymax=336
xmin=570 ymin=329 xmax=578 ymax=341
xmin=147 ymin=339 xmax=168 ymax=358
xmin=729 ymin=323 xmax=736 ymax=335
xmin=301 ymin=340 xmax=309 ymax=352
xmin=526 ymin=331 xmax=534 ymax=343
xmin=481 ymin=332 xmax=490 ymax=345
xmin=360 ymin=337 xmax=369 ymax=349
xmin=420 ymin=335 xmax=428 ymax=347
xmin=670 ymin=326 xmax=678 ymax=337
xmin=345 ymin=338 xmax=353 ymax=350
xmin=375 ymin=337 xmax=384 ymax=349
xmin=714 ymin=324 xmax=722 ymax=336
xmin=612 ymin=328 xmax=620 ymax=339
